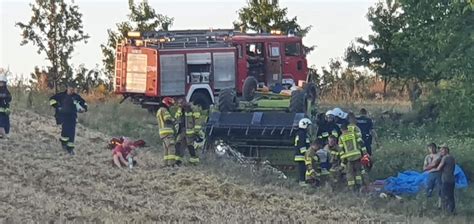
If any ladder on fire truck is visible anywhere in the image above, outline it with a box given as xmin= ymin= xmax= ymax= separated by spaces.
xmin=115 ymin=42 xmax=125 ymax=91
xmin=141 ymin=29 xmax=237 ymax=49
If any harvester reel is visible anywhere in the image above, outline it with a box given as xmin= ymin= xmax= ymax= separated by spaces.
xmin=242 ymin=76 xmax=258 ymax=101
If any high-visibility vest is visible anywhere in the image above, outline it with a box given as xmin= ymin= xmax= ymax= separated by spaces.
xmin=156 ymin=107 xmax=174 ymax=138
xmin=339 ymin=132 xmax=366 ymax=161
xmin=348 ymin=124 xmax=362 ymax=139
xmin=192 ymin=111 xmax=202 ymax=133
xmin=294 ymin=129 xmax=309 ymax=162
xmin=184 ymin=111 xmax=196 ymax=136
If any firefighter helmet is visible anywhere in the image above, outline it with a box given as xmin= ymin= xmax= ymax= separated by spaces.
xmin=298 ymin=118 xmax=312 ymax=129
xmin=162 ymin=97 xmax=175 ymax=107
xmin=332 ymin=107 xmax=348 ymax=119
xmin=361 ymin=154 xmax=372 ymax=170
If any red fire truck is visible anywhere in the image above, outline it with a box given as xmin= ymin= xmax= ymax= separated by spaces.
xmin=114 ymin=29 xmax=309 ymax=110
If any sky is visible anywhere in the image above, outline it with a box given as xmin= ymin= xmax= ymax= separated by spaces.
xmin=0 ymin=0 xmax=376 ymax=79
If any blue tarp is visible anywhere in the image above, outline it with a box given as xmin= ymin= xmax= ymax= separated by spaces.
xmin=383 ymin=165 xmax=469 ymax=195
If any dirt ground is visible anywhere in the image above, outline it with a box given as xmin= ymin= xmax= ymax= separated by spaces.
xmin=0 ymin=110 xmax=407 ymax=223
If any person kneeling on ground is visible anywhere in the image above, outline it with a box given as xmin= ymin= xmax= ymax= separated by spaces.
xmin=113 ymin=138 xmax=137 ymax=168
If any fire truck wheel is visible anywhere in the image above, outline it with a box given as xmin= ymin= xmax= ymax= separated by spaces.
xmin=289 ymin=90 xmax=307 ymax=113
xmin=242 ymin=76 xmax=258 ymax=101
xmin=190 ymin=91 xmax=212 ymax=110
xmin=218 ymin=88 xmax=238 ymax=112
xmin=304 ymin=83 xmax=317 ymax=104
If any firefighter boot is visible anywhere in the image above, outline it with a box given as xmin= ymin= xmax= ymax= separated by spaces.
xmin=188 ymin=145 xmax=200 ymax=165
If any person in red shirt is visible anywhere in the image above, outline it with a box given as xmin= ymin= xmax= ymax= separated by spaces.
xmin=112 ymin=138 xmax=136 ymax=168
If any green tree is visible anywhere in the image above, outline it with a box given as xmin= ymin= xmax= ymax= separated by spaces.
xmin=16 ymin=0 xmax=89 ymax=92
xmin=74 ymin=64 xmax=105 ymax=93
xmin=101 ymin=0 xmax=173 ymax=88
xmin=344 ymin=0 xmax=404 ymax=95
xmin=398 ymin=0 xmax=474 ymax=81
xmin=234 ymin=0 xmax=311 ymax=37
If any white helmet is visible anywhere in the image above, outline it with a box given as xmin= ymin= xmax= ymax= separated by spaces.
xmin=332 ymin=107 xmax=348 ymax=119
xmin=325 ymin=110 xmax=334 ymax=116
xmin=298 ymin=118 xmax=312 ymax=129
xmin=0 ymin=75 xmax=7 ymax=83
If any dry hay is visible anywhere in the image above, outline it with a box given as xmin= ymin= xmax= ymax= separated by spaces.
xmin=0 ymin=110 xmax=404 ymax=223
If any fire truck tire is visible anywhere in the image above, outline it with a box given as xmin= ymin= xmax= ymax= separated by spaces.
xmin=289 ymin=90 xmax=307 ymax=113
xmin=242 ymin=76 xmax=258 ymax=101
xmin=218 ymin=88 xmax=238 ymax=112
xmin=190 ymin=91 xmax=212 ymax=110
xmin=304 ymin=83 xmax=317 ymax=104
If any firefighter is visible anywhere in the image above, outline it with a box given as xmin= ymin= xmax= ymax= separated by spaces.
xmin=305 ymin=140 xmax=325 ymax=186
xmin=174 ymin=99 xmax=185 ymax=165
xmin=356 ymin=108 xmax=378 ymax=156
xmin=325 ymin=135 xmax=343 ymax=186
xmin=177 ymin=102 xmax=201 ymax=165
xmin=0 ymin=73 xmax=11 ymax=139
xmin=347 ymin=112 xmax=362 ymax=139
xmin=316 ymin=110 xmax=341 ymax=145
xmin=49 ymin=82 xmax=88 ymax=155
xmin=295 ymin=118 xmax=312 ymax=186
xmin=156 ymin=97 xmax=177 ymax=167
xmin=331 ymin=107 xmax=349 ymax=128
xmin=338 ymin=123 xmax=368 ymax=190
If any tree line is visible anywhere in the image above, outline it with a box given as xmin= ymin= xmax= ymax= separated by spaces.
xmin=16 ymin=0 xmax=474 ymax=131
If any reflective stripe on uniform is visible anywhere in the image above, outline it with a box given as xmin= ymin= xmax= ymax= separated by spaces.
xmin=66 ymin=142 xmax=75 ymax=148
xmin=175 ymin=156 xmax=182 ymax=161
xmin=159 ymin=128 xmax=174 ymax=136
xmin=189 ymin=157 xmax=200 ymax=164
xmin=49 ymin=99 xmax=57 ymax=106
xmin=60 ymin=136 xmax=69 ymax=142
xmin=355 ymin=176 xmax=362 ymax=181
xmin=294 ymin=135 xmax=299 ymax=146
xmin=0 ymin=107 xmax=10 ymax=113
xmin=348 ymin=180 xmax=356 ymax=186
xmin=321 ymin=169 xmax=330 ymax=175
xmin=340 ymin=150 xmax=362 ymax=159
xmin=294 ymin=155 xmax=305 ymax=161
xmin=299 ymin=147 xmax=307 ymax=154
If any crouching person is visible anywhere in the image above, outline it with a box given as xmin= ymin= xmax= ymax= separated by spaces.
xmin=112 ymin=138 xmax=137 ymax=168
xmin=305 ymin=140 xmax=325 ymax=187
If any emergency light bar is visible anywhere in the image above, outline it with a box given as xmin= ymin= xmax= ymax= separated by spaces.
xmin=127 ymin=31 xmax=141 ymax=38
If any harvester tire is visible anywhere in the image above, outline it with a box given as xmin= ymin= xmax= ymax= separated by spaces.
xmin=304 ymin=83 xmax=317 ymax=104
xmin=242 ymin=76 xmax=258 ymax=101
xmin=218 ymin=88 xmax=238 ymax=112
xmin=191 ymin=91 xmax=212 ymax=110
xmin=289 ymin=90 xmax=307 ymax=113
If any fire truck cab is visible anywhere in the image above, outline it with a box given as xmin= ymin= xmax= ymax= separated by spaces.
xmin=114 ymin=29 xmax=308 ymax=110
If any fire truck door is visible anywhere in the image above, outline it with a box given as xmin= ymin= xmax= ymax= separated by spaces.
xmin=266 ymin=42 xmax=282 ymax=87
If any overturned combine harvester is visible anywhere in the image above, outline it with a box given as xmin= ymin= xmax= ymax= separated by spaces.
xmin=205 ymin=77 xmax=318 ymax=172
